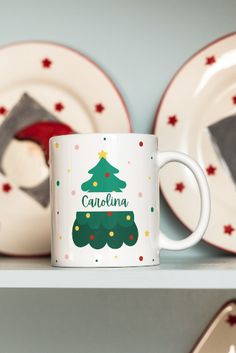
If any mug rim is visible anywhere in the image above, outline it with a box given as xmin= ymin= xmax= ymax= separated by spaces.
xmin=50 ymin=132 xmax=158 ymax=143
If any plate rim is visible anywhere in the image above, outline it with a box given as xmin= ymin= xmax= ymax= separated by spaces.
xmin=0 ymin=39 xmax=132 ymax=133
xmin=0 ymin=40 xmax=133 ymax=257
xmin=190 ymin=299 xmax=236 ymax=353
xmin=153 ymin=31 xmax=236 ymax=254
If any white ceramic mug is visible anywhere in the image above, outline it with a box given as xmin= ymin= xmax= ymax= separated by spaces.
xmin=50 ymin=133 xmax=210 ymax=267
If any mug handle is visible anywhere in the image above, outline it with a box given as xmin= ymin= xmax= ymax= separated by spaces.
xmin=158 ymin=151 xmax=210 ymax=251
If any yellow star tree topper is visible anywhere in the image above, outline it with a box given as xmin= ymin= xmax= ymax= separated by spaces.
xmin=98 ymin=150 xmax=108 ymax=159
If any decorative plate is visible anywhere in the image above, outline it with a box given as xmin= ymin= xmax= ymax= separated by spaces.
xmin=0 ymin=41 xmax=131 ymax=256
xmin=154 ymin=32 xmax=236 ymax=253
xmin=191 ymin=300 xmax=236 ymax=353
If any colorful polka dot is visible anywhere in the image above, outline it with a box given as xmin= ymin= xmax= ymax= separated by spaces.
xmin=107 ymin=211 xmax=112 ymax=216
xmin=105 ymin=172 xmax=110 ymax=177
xmin=55 ymin=142 xmax=60 ymax=149
xmin=139 ymin=256 xmax=143 ymax=261
xmin=151 ymin=207 xmax=154 ymax=213
xmin=109 ymin=231 xmax=114 ymax=237
xmin=126 ymin=215 xmax=131 ymax=221
xmin=138 ymin=192 xmax=143 ymax=197
xmin=145 ymin=230 xmax=150 ymax=237
xmin=139 ymin=141 xmax=143 ymax=147
xmin=75 ymin=226 xmax=80 ymax=231
xmin=90 ymin=234 xmax=95 ymax=240
xmin=129 ymin=234 xmax=134 ymax=240
xmin=74 ymin=144 xmax=79 ymax=150
xmin=86 ymin=213 xmax=91 ymax=218
xmin=71 ymin=190 xmax=76 ymax=196
xmin=93 ymin=181 xmax=98 ymax=187
xmin=56 ymin=180 xmax=60 ymax=187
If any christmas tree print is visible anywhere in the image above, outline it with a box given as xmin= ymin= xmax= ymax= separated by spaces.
xmin=72 ymin=150 xmax=139 ymax=249
xmin=81 ymin=150 xmax=126 ymax=192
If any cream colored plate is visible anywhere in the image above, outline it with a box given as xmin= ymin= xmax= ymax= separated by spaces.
xmin=0 ymin=41 xmax=131 ymax=256
xmin=154 ymin=33 xmax=236 ymax=253
xmin=191 ymin=301 xmax=236 ymax=353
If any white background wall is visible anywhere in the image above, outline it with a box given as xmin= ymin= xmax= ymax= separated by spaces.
xmin=0 ymin=0 xmax=236 ymax=352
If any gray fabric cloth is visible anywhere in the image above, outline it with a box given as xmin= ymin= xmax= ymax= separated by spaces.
xmin=0 ymin=93 xmax=58 ymax=207
xmin=208 ymin=114 xmax=236 ymax=184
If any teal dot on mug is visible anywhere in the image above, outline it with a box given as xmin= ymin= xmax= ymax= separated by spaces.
xmin=56 ymin=180 xmax=60 ymax=187
xmin=151 ymin=207 xmax=154 ymax=213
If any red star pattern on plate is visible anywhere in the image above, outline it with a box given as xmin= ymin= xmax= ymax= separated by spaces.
xmin=175 ymin=182 xmax=185 ymax=192
xmin=205 ymin=56 xmax=216 ymax=65
xmin=206 ymin=164 xmax=217 ymax=175
xmin=42 ymin=58 xmax=52 ymax=68
xmin=224 ymin=224 xmax=235 ymax=235
xmin=226 ymin=314 xmax=236 ymax=326
xmin=2 ymin=183 xmax=12 ymax=193
xmin=0 ymin=106 xmax=7 ymax=115
xmin=54 ymin=102 xmax=64 ymax=112
xmin=232 ymin=95 xmax=236 ymax=105
xmin=95 ymin=103 xmax=105 ymax=113
xmin=167 ymin=115 xmax=178 ymax=126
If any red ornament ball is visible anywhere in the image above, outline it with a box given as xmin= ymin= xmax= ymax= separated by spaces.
xmin=90 ymin=234 xmax=95 ymax=240
xmin=105 ymin=172 xmax=110 ymax=178
xmin=107 ymin=211 xmax=112 ymax=217
xmin=139 ymin=256 xmax=143 ymax=261
xmin=139 ymin=141 xmax=143 ymax=147
xmin=129 ymin=234 xmax=134 ymax=240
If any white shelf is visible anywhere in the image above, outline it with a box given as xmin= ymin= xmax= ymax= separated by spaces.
xmin=0 ymin=256 xmax=236 ymax=288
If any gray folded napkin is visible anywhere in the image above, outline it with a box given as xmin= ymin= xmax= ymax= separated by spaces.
xmin=208 ymin=114 xmax=236 ymax=183
xmin=0 ymin=93 xmax=73 ymax=207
